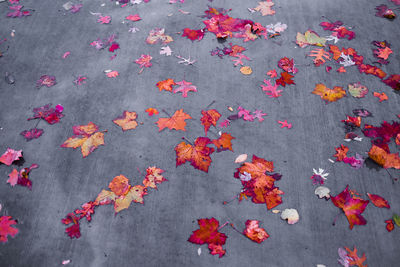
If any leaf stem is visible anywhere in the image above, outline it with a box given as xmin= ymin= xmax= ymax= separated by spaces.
xmin=205 ymin=100 xmax=216 ymax=109
xmin=182 ymin=136 xmax=193 ymax=145
xmin=162 ymin=109 xmax=171 ymax=117
xmin=332 ymin=211 xmax=342 ymax=226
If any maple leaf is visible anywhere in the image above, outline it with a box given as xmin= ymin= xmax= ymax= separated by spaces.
xmin=312 ymin=83 xmax=346 ymax=103
xmin=342 ymin=116 xmax=361 ymax=128
xmin=254 ymin=0 xmax=275 ymax=16
xmin=27 ymin=104 xmax=64 ymax=125
xmin=345 ymin=247 xmax=368 ymax=267
xmin=243 ymin=220 xmax=269 ymax=243
xmin=37 ymin=75 xmax=56 ymax=88
xmin=0 ymin=148 xmax=23 ymax=166
xmin=108 ymin=175 xmax=131 ymax=196
xmin=125 ymin=14 xmax=141 ymax=21
xmin=331 ymin=185 xmax=369 ymax=229
xmin=160 ymin=46 xmax=172 ymax=56
xmin=173 ymin=80 xmax=197 ymax=97
xmin=135 ymin=54 xmax=152 ymax=73
xmin=276 ymin=72 xmax=295 ymax=87
xmin=156 ymin=109 xmax=192 ymax=131
xmin=156 ymin=78 xmax=176 ymax=92
xmin=383 ymin=74 xmax=400 ymax=91
xmin=253 ymin=110 xmax=267 ymax=122
xmin=113 ymin=111 xmax=138 ymax=131
xmin=267 ymin=69 xmax=277 ymax=78
xmin=278 ymin=120 xmax=292 ymax=129
xmin=74 ymin=75 xmax=87 ymax=85
xmin=111 ymin=184 xmax=147 ymax=213
xmin=182 ymin=28 xmax=205 ymax=41
xmin=188 ymin=218 xmax=228 ymax=258
xmin=308 ymin=49 xmax=331 ymax=66
xmin=367 ymin=193 xmax=390 ymax=208
xmin=368 ymin=145 xmax=400 ymax=169
xmin=61 ymin=122 xmax=106 ymax=158
xmin=62 ymin=213 xmax=81 ymax=239
xmin=0 ymin=216 xmax=19 ymax=243
xmin=212 ymin=133 xmax=235 ymax=152
xmin=200 ymin=109 xmax=221 ymax=135
xmin=175 ymin=137 xmax=215 ymax=172
xmin=20 ymin=128 xmax=44 ymax=141
xmin=105 ymin=70 xmax=119 ymax=78
xmin=348 ymin=82 xmax=368 ymax=98
xmin=7 ymin=164 xmax=38 ymax=189
xmin=108 ymin=42 xmax=119 ymax=52
xmin=145 ymin=108 xmax=159 ymax=116
xmin=97 ymin=15 xmax=111 ymax=24
xmin=143 ymin=166 xmax=167 ymax=189
xmin=261 ymin=79 xmax=282 ymax=98
xmin=373 ymin=92 xmax=388 ymax=102
xmin=146 ymin=28 xmax=173 ymax=45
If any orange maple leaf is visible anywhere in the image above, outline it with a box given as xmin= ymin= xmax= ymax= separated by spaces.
xmin=156 ymin=109 xmax=192 ymax=131
xmin=212 ymin=133 xmax=235 ymax=152
xmin=61 ymin=122 xmax=105 ymax=158
xmin=254 ymin=0 xmax=275 ymax=16
xmin=376 ymin=47 xmax=392 ymax=60
xmin=113 ymin=111 xmax=138 ymax=131
xmin=200 ymin=109 xmax=221 ymax=135
xmin=308 ymin=49 xmax=331 ymax=66
xmin=345 ymin=246 xmax=368 ymax=267
xmin=175 ymin=137 xmax=215 ymax=172
xmin=312 ymin=83 xmax=346 ymax=103
xmin=108 ymin=175 xmax=131 ymax=196
xmin=368 ymin=145 xmax=400 ymax=169
xmin=156 ymin=78 xmax=176 ymax=92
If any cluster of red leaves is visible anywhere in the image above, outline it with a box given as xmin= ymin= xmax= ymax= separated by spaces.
xmin=0 ymin=216 xmax=19 ymax=243
xmin=200 ymin=7 xmax=273 ymax=42
xmin=261 ymin=57 xmax=296 ymax=99
xmin=210 ymin=43 xmax=246 ymax=59
xmin=319 ymin=21 xmax=355 ymax=40
xmin=234 ymin=155 xmax=283 ymax=210
xmin=188 ymin=218 xmax=268 ymax=257
xmin=7 ymin=164 xmax=39 ymax=190
xmin=36 ymin=75 xmax=56 ymax=88
xmin=62 ymin=167 xmax=166 ymax=238
xmin=175 ymin=133 xmax=235 ymax=172
xmin=156 ymin=79 xmax=197 ymax=98
xmin=362 ymin=121 xmax=400 ymax=169
xmin=333 ymin=144 xmax=364 ymax=169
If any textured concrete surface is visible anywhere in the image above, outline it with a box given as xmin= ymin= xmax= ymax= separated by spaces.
xmin=0 ymin=0 xmax=400 ymax=266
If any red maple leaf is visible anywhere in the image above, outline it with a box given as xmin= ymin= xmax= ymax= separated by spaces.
xmin=7 ymin=164 xmax=38 ymax=189
xmin=135 ymin=54 xmax=152 ymax=73
xmin=367 ymin=193 xmax=390 ymax=208
xmin=27 ymin=104 xmax=64 ymax=125
xmin=200 ymin=109 xmax=221 ymax=135
xmin=175 ymin=137 xmax=215 ymax=172
xmin=20 ymin=128 xmax=44 ymax=141
xmin=275 ymin=72 xmax=295 ymax=87
xmin=182 ymin=28 xmax=205 ymax=41
xmin=242 ymin=220 xmax=269 ymax=243
xmin=188 ymin=218 xmax=228 ymax=258
xmin=0 ymin=216 xmax=19 ymax=243
xmin=331 ymin=185 xmax=369 ymax=229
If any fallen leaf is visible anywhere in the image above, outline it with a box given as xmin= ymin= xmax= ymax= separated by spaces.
xmin=348 ymin=82 xmax=368 ymax=98
xmin=278 ymin=120 xmax=292 ymax=129
xmin=173 ymin=80 xmax=197 ymax=97
xmin=175 ymin=137 xmax=215 ymax=172
xmin=61 ymin=122 xmax=106 ymax=158
xmin=385 ymin=219 xmax=394 ymax=232
xmin=156 ymin=109 xmax=192 ymax=131
xmin=345 ymin=247 xmax=368 ymax=267
xmin=125 ymin=14 xmax=141 ymax=21
xmin=0 ymin=148 xmax=22 ymax=166
xmin=367 ymin=193 xmax=390 ymax=208
xmin=261 ymin=79 xmax=282 ymax=98
xmin=143 ymin=166 xmax=167 ymax=189
xmin=157 ymin=78 xmax=176 ymax=92
xmin=308 ymin=49 xmax=331 ymax=66
xmin=331 ymin=185 xmax=369 ymax=229
xmin=182 ymin=28 xmax=205 ymax=41
xmin=243 ymin=220 xmax=269 ymax=243
xmin=105 ymin=70 xmax=119 ymax=78
xmin=296 ymin=30 xmax=326 ymax=48
xmin=276 ymin=72 xmax=295 ymax=87
xmin=281 ymin=208 xmax=299 ymax=224
xmin=382 ymin=74 xmax=400 ymax=91
xmin=312 ymin=83 xmax=346 ymax=103
xmin=145 ymin=108 xmax=159 ymax=116
xmin=235 ymin=154 xmax=248 ymax=163
xmin=188 ymin=218 xmax=227 ymax=258
xmin=315 ymin=186 xmax=330 ymax=199
xmin=200 ymin=109 xmax=221 ymax=135
xmin=146 ymin=28 xmax=173 ymax=45
xmin=368 ymin=145 xmax=400 ymax=169
xmin=333 ymin=144 xmax=349 ymax=161
xmin=212 ymin=133 xmax=235 ymax=152
xmin=240 ymin=66 xmax=252 ymax=75
xmin=113 ymin=111 xmax=138 ymax=131
xmin=254 ymin=0 xmax=275 ymax=16
xmin=0 ymin=216 xmax=19 ymax=243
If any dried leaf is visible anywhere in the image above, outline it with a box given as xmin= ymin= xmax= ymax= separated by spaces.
xmin=156 ymin=109 xmax=192 ymax=131
xmin=113 ymin=111 xmax=138 ymax=131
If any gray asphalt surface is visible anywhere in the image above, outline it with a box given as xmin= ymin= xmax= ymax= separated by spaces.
xmin=0 ymin=0 xmax=400 ymax=266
